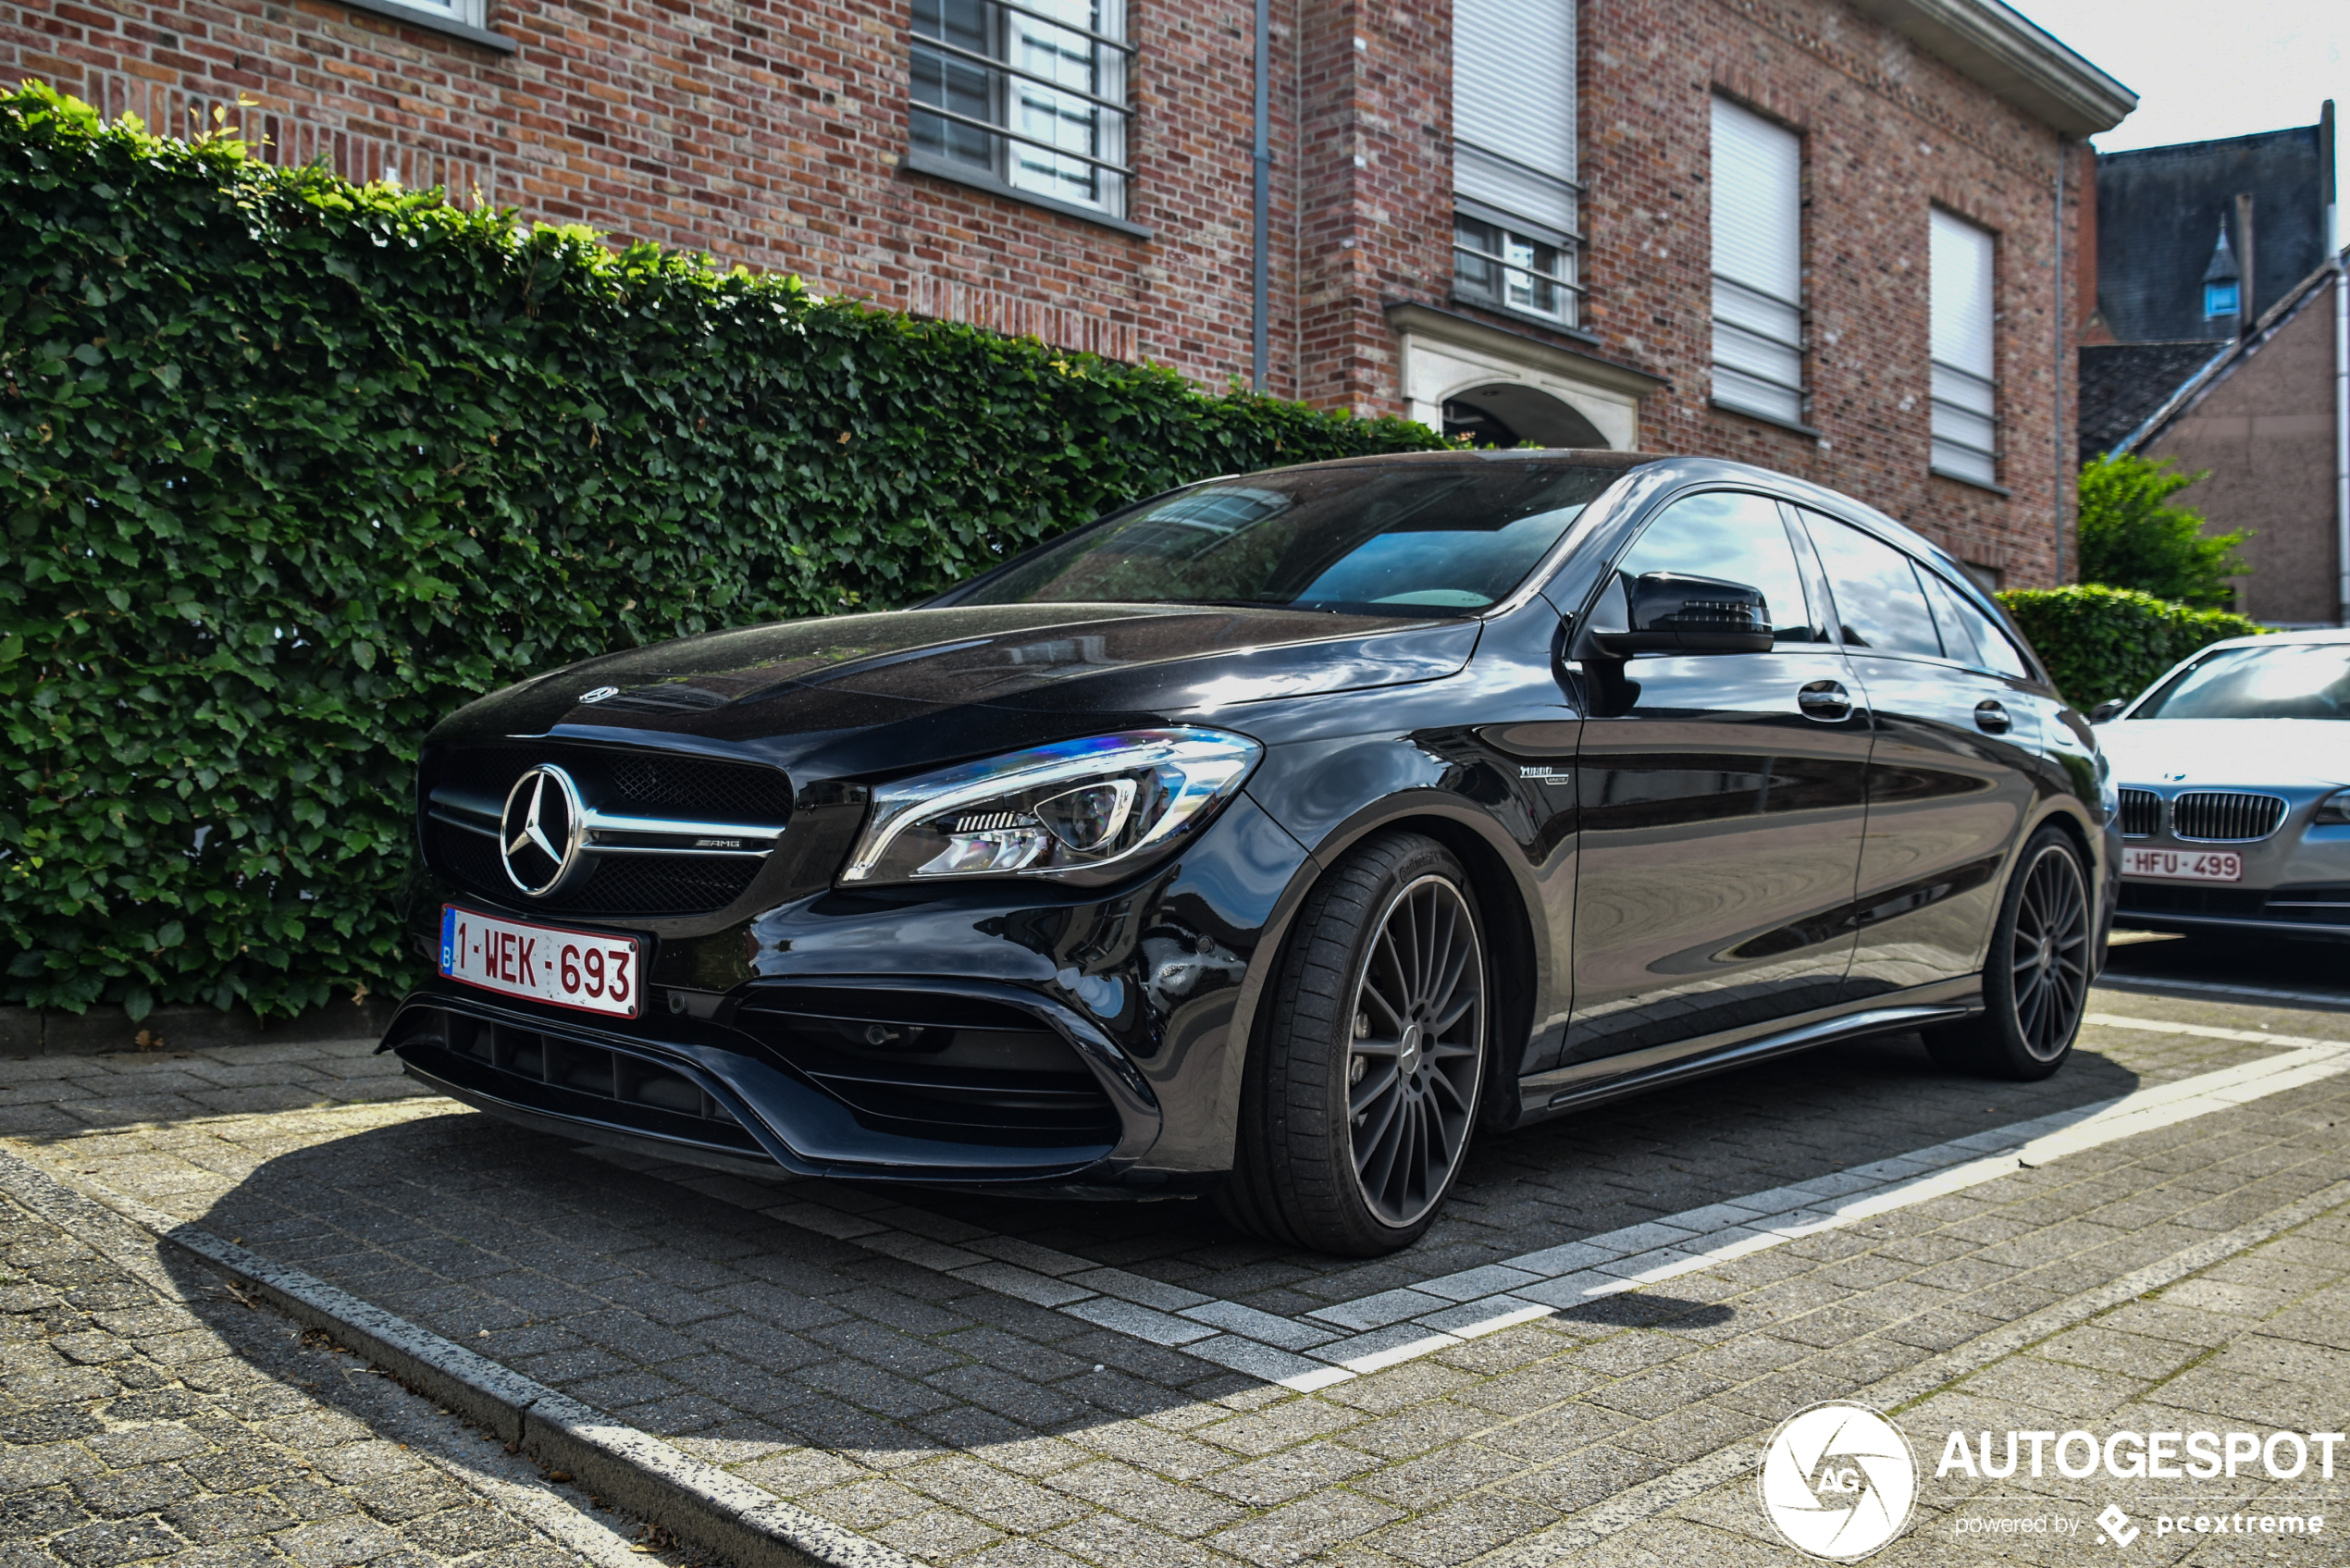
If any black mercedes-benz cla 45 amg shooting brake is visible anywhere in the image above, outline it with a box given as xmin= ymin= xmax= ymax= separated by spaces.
xmin=385 ymin=450 xmax=2117 ymax=1255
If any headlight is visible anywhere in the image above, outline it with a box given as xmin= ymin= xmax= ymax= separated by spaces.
xmin=840 ymin=729 xmax=1263 ymax=885
xmin=2317 ymin=789 xmax=2350 ymax=826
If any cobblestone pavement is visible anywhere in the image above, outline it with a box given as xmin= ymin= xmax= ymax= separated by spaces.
xmin=0 ymin=1144 xmax=702 ymax=1568
xmin=3 ymin=969 xmax=2347 ymax=1566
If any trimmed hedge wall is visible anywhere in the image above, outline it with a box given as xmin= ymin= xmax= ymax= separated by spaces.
xmin=0 ymin=83 xmax=1448 ymax=1020
xmin=1998 ymin=585 xmax=2264 ymax=712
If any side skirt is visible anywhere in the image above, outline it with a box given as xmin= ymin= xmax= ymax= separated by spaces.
xmin=1511 ymin=981 xmax=1981 ymax=1124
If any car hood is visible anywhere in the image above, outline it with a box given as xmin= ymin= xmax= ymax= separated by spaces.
xmin=431 ymin=601 xmax=1480 ymax=779
xmin=2096 ymin=719 xmax=2350 ymax=790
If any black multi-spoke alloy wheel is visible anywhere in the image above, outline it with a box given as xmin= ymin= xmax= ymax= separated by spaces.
xmin=1924 ymin=825 xmax=2092 ymax=1080
xmin=1219 ymin=833 xmax=1490 ymax=1255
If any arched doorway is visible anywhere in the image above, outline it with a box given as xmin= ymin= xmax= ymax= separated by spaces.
xmin=1440 ymin=382 xmax=1610 ymax=449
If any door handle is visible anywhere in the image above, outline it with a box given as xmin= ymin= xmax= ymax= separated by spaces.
xmin=1974 ymin=699 xmax=2011 ymax=735
xmin=1797 ymin=680 xmax=1851 ymax=722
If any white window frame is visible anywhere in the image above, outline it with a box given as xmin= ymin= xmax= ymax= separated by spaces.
xmin=371 ymin=0 xmax=487 ymax=29
xmin=909 ymin=0 xmax=1133 ymax=222
xmin=1929 ymin=207 xmax=1999 ymax=488
xmin=1710 ymin=96 xmax=1806 ymax=428
xmin=1451 ymin=0 xmax=1582 ymax=329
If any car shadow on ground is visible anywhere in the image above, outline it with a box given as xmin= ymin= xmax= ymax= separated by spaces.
xmin=138 ymin=1029 xmax=2144 ymax=1463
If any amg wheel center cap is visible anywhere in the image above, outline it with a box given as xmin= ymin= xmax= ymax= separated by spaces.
xmin=501 ymin=765 xmax=587 ymax=896
xmin=1398 ymin=1023 xmax=1424 ymax=1077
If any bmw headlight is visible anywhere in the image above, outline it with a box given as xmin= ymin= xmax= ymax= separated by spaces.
xmin=840 ymin=729 xmax=1263 ymax=885
xmin=2317 ymin=789 xmax=2350 ymax=826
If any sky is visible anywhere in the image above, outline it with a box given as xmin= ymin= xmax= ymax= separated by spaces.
xmin=2009 ymin=0 xmax=2345 ymax=154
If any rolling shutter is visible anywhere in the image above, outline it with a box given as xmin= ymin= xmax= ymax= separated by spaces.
xmin=1453 ymin=0 xmax=1577 ymax=237
xmin=1710 ymin=97 xmax=1804 ymax=423
xmin=1930 ymin=209 xmax=1998 ymax=484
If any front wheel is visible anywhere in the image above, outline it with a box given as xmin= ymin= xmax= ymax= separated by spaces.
xmin=1924 ymin=825 xmax=2092 ymax=1080
xmin=1218 ymin=833 xmax=1489 ymax=1255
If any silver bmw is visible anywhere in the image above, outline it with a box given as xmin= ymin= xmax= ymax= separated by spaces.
xmin=2093 ymin=629 xmax=2350 ymax=940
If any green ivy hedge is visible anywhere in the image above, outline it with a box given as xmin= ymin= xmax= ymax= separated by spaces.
xmin=1997 ymin=584 xmax=2265 ymax=712
xmin=0 ymin=82 xmax=1448 ymax=1021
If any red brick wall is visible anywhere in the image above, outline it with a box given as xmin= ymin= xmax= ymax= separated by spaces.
xmin=1575 ymin=0 xmax=2083 ymax=584
xmin=3 ymin=0 xmax=2085 ymax=582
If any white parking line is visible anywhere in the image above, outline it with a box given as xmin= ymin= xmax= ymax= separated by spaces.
xmin=2096 ymin=972 xmax=2350 ymax=1009
xmin=736 ymin=1013 xmax=2350 ymax=1391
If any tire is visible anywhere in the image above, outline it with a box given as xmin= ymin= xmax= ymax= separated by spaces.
xmin=1218 ymin=833 xmax=1490 ymax=1255
xmin=1923 ymin=825 xmax=2092 ymax=1080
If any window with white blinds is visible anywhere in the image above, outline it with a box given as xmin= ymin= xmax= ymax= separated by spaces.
xmin=1451 ymin=0 xmax=1579 ymax=327
xmin=910 ymin=0 xmax=1132 ymax=219
xmin=1929 ymin=209 xmax=1998 ymax=486
xmin=1710 ymin=96 xmax=1804 ymax=426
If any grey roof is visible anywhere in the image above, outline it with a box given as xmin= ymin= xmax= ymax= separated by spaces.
xmin=2096 ymin=118 xmax=2333 ymax=344
xmin=2078 ymin=340 xmax=2230 ymax=461
xmin=2096 ymin=253 xmax=2347 ymax=459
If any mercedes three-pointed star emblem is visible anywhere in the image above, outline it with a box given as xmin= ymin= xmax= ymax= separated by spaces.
xmin=500 ymin=765 xmax=586 ymax=896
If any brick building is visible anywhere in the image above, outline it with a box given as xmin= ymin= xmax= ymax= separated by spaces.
xmin=4 ymin=0 xmax=2131 ymax=586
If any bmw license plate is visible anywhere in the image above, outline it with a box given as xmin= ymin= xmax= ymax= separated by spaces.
xmin=439 ymin=905 xmax=643 ymax=1018
xmin=2121 ymin=847 xmax=2243 ymax=883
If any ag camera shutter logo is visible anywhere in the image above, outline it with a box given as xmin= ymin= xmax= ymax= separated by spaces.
xmin=1760 ymin=1401 xmax=1919 ymax=1560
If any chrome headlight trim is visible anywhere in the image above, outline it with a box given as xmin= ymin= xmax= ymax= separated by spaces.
xmin=840 ymin=728 xmax=1263 ymax=885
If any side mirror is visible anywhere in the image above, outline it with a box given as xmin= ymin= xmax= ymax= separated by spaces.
xmin=2089 ymin=699 xmax=2125 ymax=723
xmin=1586 ymin=572 xmax=1775 ymax=657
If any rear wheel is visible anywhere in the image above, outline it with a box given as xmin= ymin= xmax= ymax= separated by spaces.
xmin=1924 ymin=825 xmax=2092 ymax=1080
xmin=1218 ymin=833 xmax=1488 ymax=1255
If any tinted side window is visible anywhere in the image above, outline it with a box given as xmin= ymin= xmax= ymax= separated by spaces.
xmin=1615 ymin=491 xmax=1822 ymax=646
xmin=1802 ymin=513 xmax=1944 ymax=659
xmin=1956 ymin=594 xmax=2034 ymax=681
xmin=1919 ymin=572 xmax=1983 ymax=664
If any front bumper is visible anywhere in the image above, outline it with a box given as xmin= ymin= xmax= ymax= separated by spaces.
xmin=381 ymin=791 xmax=1309 ymax=1192
xmin=2111 ymin=780 xmax=2350 ymax=941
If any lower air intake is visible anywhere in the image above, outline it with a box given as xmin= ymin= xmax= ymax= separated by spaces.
xmin=736 ymin=988 xmax=1121 ymax=1149
xmin=392 ymin=1008 xmax=766 ymax=1158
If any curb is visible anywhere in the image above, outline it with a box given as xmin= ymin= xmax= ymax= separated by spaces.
xmin=0 ymin=996 xmax=401 ymax=1056
xmin=0 ymin=1146 xmax=920 ymax=1568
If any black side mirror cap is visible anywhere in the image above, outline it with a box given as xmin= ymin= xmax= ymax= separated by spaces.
xmin=1586 ymin=572 xmax=1775 ymax=657
xmin=2088 ymin=699 xmax=2125 ymax=723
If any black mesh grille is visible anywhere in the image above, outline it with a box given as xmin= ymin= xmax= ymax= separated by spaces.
xmin=2117 ymin=788 xmax=2162 ymax=838
xmin=434 ymin=746 xmax=794 ymax=822
xmin=2171 ymin=791 xmax=2286 ymax=843
xmin=607 ymin=755 xmax=795 ymax=820
xmin=426 ymin=821 xmax=762 ymax=915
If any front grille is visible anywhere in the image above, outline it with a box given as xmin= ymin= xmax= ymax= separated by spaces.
xmin=426 ymin=820 xmax=761 ymax=916
xmin=2117 ymin=788 xmax=2162 ymax=838
xmin=392 ymin=1008 xmax=766 ymax=1157
xmin=736 ymin=988 xmax=1122 ymax=1149
xmin=438 ymin=746 xmax=795 ymax=821
xmin=2171 ymin=791 xmax=2286 ymax=843
xmin=422 ymin=743 xmax=788 ymax=917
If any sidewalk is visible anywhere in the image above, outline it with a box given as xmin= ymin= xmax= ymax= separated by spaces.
xmin=0 ymin=1154 xmax=697 ymax=1568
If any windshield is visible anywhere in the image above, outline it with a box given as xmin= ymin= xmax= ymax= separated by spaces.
xmin=2132 ymin=642 xmax=2350 ymax=720
xmin=952 ymin=463 xmax=1629 ymax=615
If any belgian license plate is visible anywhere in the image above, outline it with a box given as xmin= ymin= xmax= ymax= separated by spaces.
xmin=2121 ymin=847 xmax=2244 ymax=883
xmin=439 ymin=906 xmax=643 ymax=1018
